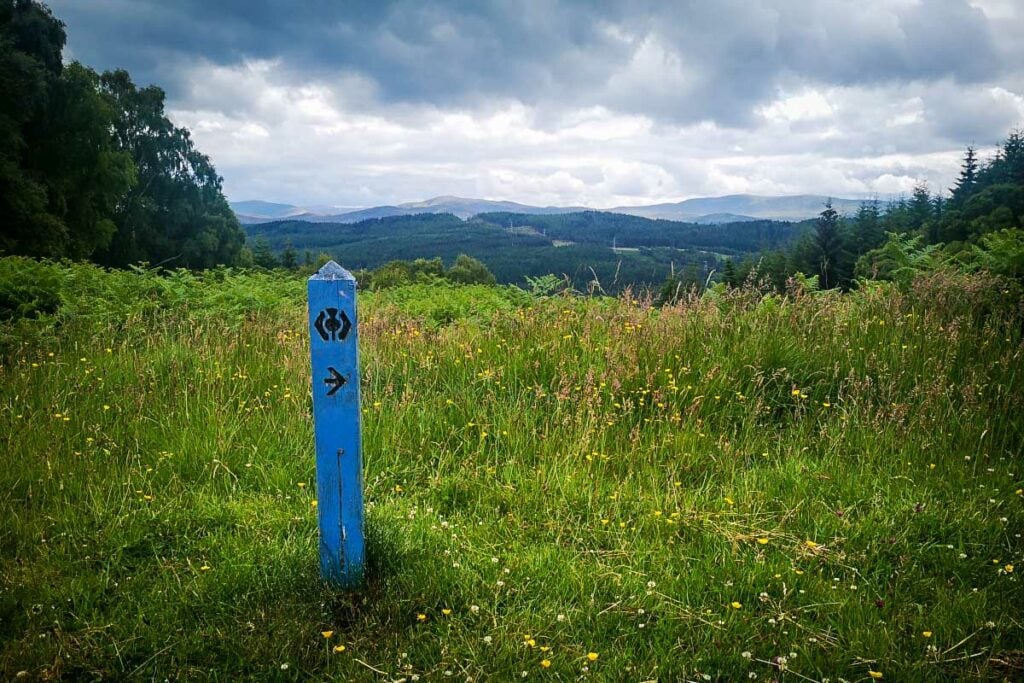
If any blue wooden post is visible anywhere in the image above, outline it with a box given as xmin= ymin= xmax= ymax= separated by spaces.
xmin=308 ymin=261 xmax=364 ymax=586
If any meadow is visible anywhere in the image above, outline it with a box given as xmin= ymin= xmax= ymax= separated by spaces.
xmin=1 ymin=258 xmax=1022 ymax=681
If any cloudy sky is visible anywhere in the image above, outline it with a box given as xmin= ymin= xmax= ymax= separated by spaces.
xmin=53 ymin=0 xmax=1024 ymax=209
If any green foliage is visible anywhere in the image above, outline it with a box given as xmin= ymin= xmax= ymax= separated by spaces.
xmin=0 ymin=256 xmax=60 ymax=321
xmin=971 ymin=228 xmax=1024 ymax=280
xmin=855 ymin=233 xmax=947 ymax=287
xmin=807 ymin=199 xmax=849 ymax=289
xmin=249 ymin=213 xmax=725 ymax=292
xmin=446 ymin=254 xmax=496 ymax=285
xmin=0 ymin=1 xmax=242 ymax=268
xmin=95 ymin=69 xmax=246 ymax=269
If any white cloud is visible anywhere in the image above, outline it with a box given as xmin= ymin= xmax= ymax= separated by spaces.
xmin=167 ymin=57 xmax=1011 ymax=207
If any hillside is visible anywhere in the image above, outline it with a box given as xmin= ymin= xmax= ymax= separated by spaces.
xmin=244 ymin=211 xmax=806 ymax=290
xmin=2 ymin=259 xmax=1021 ymax=680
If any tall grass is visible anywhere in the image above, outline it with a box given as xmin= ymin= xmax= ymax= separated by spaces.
xmin=1 ymin=259 xmax=1021 ymax=681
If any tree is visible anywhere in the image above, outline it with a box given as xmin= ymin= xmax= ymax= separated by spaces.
xmin=250 ymin=236 xmax=278 ymax=269
xmin=721 ymin=258 xmax=738 ymax=287
xmin=0 ymin=1 xmax=242 ymax=268
xmin=951 ymin=145 xmax=979 ymax=204
xmin=446 ymin=254 xmax=496 ymax=285
xmin=851 ymin=200 xmax=884 ymax=254
xmin=281 ymin=241 xmax=297 ymax=269
xmin=809 ymin=199 xmax=848 ymax=289
xmin=93 ymin=69 xmax=246 ymax=268
xmin=0 ymin=0 xmax=62 ymax=256
xmin=908 ymin=182 xmax=933 ymax=233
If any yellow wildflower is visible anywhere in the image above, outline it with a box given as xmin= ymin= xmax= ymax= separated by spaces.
xmin=587 ymin=652 xmax=599 ymax=661
xmin=321 ymin=630 xmax=334 ymax=638
xmin=540 ymin=659 xmax=551 ymax=668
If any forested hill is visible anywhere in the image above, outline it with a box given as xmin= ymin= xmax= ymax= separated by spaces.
xmin=244 ymin=210 xmax=806 ymax=290
xmin=478 ymin=211 xmax=803 ymax=251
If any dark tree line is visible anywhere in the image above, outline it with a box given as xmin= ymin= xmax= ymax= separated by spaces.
xmin=0 ymin=0 xmax=245 ymax=268
xmin=719 ymin=131 xmax=1024 ymax=291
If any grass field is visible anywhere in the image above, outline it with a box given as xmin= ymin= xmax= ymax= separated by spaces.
xmin=1 ymin=259 xmax=1022 ymax=681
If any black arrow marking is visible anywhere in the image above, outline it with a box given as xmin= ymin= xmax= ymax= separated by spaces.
xmin=323 ymin=366 xmax=348 ymax=396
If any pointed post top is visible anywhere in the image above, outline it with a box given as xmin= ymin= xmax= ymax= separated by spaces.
xmin=310 ymin=260 xmax=356 ymax=282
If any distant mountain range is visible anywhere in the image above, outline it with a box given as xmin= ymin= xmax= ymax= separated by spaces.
xmin=230 ymin=194 xmax=872 ymax=225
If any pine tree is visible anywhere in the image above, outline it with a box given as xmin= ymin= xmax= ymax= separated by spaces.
xmin=951 ymin=145 xmax=979 ymax=203
xmin=281 ymin=241 xmax=297 ymax=269
xmin=852 ymin=200 xmax=884 ymax=254
xmin=722 ymin=258 xmax=738 ymax=287
xmin=811 ymin=199 xmax=846 ymax=289
xmin=909 ymin=182 xmax=933 ymax=233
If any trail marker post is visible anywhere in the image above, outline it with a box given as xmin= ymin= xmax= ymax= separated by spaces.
xmin=308 ymin=261 xmax=364 ymax=586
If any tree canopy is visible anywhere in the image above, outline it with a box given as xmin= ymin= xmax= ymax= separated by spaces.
xmin=0 ymin=0 xmax=244 ymax=268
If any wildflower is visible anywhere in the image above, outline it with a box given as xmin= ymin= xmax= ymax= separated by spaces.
xmin=791 ymin=389 xmax=801 ymax=396
xmin=199 ymin=565 xmax=210 ymax=571
xmin=724 ymin=497 xmax=735 ymax=506
xmin=1005 ymin=564 xmax=1014 ymax=573
xmin=922 ymin=631 xmax=932 ymax=638
xmin=417 ymin=613 xmax=427 ymax=622
xmin=868 ymin=671 xmax=883 ymax=679
xmin=483 ymin=635 xmax=492 ymax=644
xmin=321 ymin=630 xmax=334 ymax=638
xmin=441 ymin=608 xmax=452 ymax=616
xmin=731 ymin=601 xmax=742 ymax=609
xmin=805 ymin=540 xmax=818 ymax=549
xmin=540 ymin=659 xmax=551 ymax=668
xmin=757 ymin=537 xmax=769 ymax=545
xmin=741 ymin=651 xmax=752 ymax=659
xmin=297 ymin=482 xmax=306 ymax=488
xmin=587 ymin=652 xmax=599 ymax=661
xmin=333 ymin=644 xmax=346 ymax=653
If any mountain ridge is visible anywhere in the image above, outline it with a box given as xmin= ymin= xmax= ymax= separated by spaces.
xmin=230 ymin=193 xmax=874 ymax=225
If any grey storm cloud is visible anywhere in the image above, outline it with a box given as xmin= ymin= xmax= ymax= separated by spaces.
xmin=45 ymin=0 xmax=1024 ymax=206
xmin=52 ymin=0 xmax=1013 ymax=126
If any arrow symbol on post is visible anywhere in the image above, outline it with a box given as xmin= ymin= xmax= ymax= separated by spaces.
xmin=323 ymin=366 xmax=348 ymax=396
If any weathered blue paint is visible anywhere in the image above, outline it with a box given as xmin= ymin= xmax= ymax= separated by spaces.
xmin=308 ymin=261 xmax=364 ymax=586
